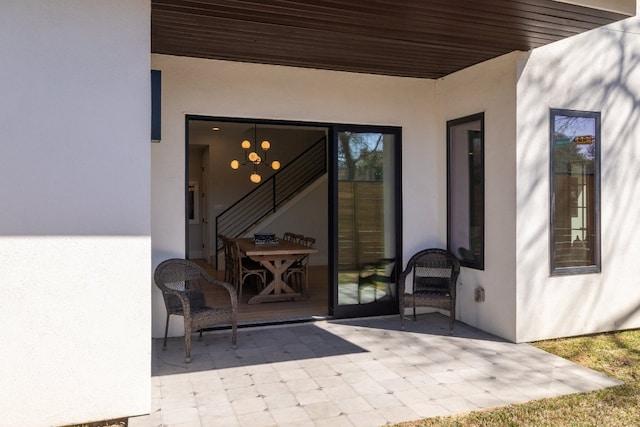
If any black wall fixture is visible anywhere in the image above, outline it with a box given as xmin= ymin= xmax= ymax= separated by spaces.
xmin=151 ymin=70 xmax=161 ymax=142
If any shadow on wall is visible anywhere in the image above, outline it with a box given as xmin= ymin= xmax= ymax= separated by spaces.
xmin=515 ymin=17 xmax=640 ymax=338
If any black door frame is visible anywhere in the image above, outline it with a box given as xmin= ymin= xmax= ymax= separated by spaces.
xmin=184 ymin=115 xmax=403 ymax=320
xmin=329 ymin=124 xmax=403 ymax=318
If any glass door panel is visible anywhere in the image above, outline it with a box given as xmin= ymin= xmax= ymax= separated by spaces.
xmin=332 ymin=128 xmax=400 ymax=318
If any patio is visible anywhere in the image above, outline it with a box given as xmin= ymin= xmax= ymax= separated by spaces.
xmin=130 ymin=314 xmax=621 ymax=427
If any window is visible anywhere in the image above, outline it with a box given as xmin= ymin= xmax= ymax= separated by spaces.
xmin=447 ymin=113 xmax=484 ymax=270
xmin=550 ymin=109 xmax=600 ymax=275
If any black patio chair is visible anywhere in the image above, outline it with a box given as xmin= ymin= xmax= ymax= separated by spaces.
xmin=398 ymin=248 xmax=460 ymax=333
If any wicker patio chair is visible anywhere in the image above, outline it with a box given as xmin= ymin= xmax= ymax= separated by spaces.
xmin=154 ymin=258 xmax=238 ymax=362
xmin=399 ymin=248 xmax=460 ymax=333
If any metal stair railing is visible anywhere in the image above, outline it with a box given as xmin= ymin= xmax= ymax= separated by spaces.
xmin=215 ymin=136 xmax=327 ymax=253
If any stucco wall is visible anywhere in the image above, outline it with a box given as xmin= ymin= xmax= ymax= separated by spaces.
xmin=150 ymin=54 xmax=437 ymax=337
xmin=436 ymin=52 xmax=520 ymax=341
xmin=0 ymin=1 xmax=151 ymax=425
xmin=515 ymin=12 xmax=640 ymax=341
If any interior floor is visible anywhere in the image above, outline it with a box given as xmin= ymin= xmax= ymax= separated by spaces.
xmin=194 ymin=260 xmax=330 ymax=324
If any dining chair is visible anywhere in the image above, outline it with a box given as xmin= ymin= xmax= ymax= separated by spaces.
xmin=282 ymin=232 xmax=296 ymax=241
xmin=218 ymin=234 xmax=235 ymax=284
xmin=285 ymin=236 xmax=315 ymax=297
xmin=154 ymin=258 xmax=238 ymax=362
xmin=302 ymin=236 xmax=316 ymax=248
xmin=232 ymin=240 xmax=267 ymax=301
xmin=398 ymin=248 xmax=460 ymax=333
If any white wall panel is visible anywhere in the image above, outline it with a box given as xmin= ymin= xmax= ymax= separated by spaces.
xmin=0 ymin=1 xmax=151 ymax=425
xmin=516 ymin=14 xmax=640 ymax=341
xmin=437 ymin=52 xmax=520 ymax=341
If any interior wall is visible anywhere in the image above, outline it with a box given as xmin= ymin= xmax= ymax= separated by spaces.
xmin=515 ymin=12 xmax=640 ymax=342
xmin=151 ymin=54 xmax=437 ymax=337
xmin=252 ymin=176 xmax=329 ymax=266
xmin=436 ymin=52 xmax=520 ymax=342
xmin=0 ymin=1 xmax=151 ymax=426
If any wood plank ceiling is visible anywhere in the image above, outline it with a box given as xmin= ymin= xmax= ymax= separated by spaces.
xmin=151 ymin=0 xmax=627 ymax=79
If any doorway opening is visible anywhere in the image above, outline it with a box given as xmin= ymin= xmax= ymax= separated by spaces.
xmin=187 ymin=117 xmax=330 ymax=324
xmin=185 ymin=116 xmax=402 ymax=325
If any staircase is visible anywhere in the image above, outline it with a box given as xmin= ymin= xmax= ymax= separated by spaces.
xmin=215 ymin=136 xmax=327 ymax=252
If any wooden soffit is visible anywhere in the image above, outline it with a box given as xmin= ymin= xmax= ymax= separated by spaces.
xmin=151 ymin=0 xmax=632 ymax=79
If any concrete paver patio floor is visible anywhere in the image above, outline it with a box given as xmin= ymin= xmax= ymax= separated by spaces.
xmin=130 ymin=314 xmax=621 ymax=427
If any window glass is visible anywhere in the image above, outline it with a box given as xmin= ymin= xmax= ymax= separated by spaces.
xmin=447 ymin=113 xmax=484 ymax=269
xmin=551 ymin=110 xmax=600 ymax=274
xmin=337 ymin=131 xmax=397 ymax=308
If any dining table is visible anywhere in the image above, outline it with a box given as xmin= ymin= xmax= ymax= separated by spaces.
xmin=235 ymin=237 xmax=318 ymax=304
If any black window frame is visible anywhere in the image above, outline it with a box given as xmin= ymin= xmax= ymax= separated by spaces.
xmin=447 ymin=112 xmax=485 ymax=270
xmin=549 ymin=108 xmax=601 ymax=276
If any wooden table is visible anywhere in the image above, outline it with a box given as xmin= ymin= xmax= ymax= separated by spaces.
xmin=235 ymin=237 xmax=318 ymax=304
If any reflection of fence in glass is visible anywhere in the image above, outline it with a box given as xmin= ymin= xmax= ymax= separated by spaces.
xmin=553 ymin=166 xmax=595 ymax=267
xmin=554 ymin=228 xmax=593 ymax=267
xmin=337 ymin=181 xmax=384 ymax=269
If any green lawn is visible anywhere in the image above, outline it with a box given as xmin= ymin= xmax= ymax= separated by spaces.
xmin=395 ymin=329 xmax=640 ymax=426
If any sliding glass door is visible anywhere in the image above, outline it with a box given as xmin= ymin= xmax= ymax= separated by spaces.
xmin=331 ymin=126 xmax=402 ymax=318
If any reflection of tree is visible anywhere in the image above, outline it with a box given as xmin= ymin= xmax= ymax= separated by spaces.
xmin=553 ymin=132 xmax=595 ymax=175
xmin=555 ymin=115 xmax=583 ymax=136
xmin=554 ymin=115 xmax=596 ymax=163
xmin=338 ymin=132 xmax=384 ymax=181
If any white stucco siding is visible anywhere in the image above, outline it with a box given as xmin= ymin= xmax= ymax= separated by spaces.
xmin=516 ymin=14 xmax=640 ymax=342
xmin=151 ymin=54 xmax=437 ymax=337
xmin=0 ymin=1 xmax=151 ymax=426
xmin=436 ymin=52 xmax=520 ymax=341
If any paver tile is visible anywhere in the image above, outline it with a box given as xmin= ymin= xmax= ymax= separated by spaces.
xmin=146 ymin=314 xmax=622 ymax=427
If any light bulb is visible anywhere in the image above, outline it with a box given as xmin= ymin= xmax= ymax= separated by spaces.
xmin=261 ymin=140 xmax=270 ymax=150
xmin=254 ymin=155 xmax=261 ymax=165
xmin=250 ymin=173 xmax=262 ymax=183
xmin=248 ymin=151 xmax=258 ymax=162
xmin=230 ymin=159 xmax=239 ymax=169
xmin=241 ymin=139 xmax=251 ymax=149
xmin=271 ymin=160 xmax=281 ymax=170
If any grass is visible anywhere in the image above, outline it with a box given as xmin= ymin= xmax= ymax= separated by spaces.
xmin=395 ymin=329 xmax=640 ymax=427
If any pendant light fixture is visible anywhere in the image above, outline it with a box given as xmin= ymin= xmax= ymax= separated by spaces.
xmin=230 ymin=124 xmax=281 ymax=183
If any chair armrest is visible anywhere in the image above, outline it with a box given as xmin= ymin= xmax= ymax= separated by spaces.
xmin=162 ymin=288 xmax=192 ymax=314
xmin=202 ymin=273 xmax=238 ymax=309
